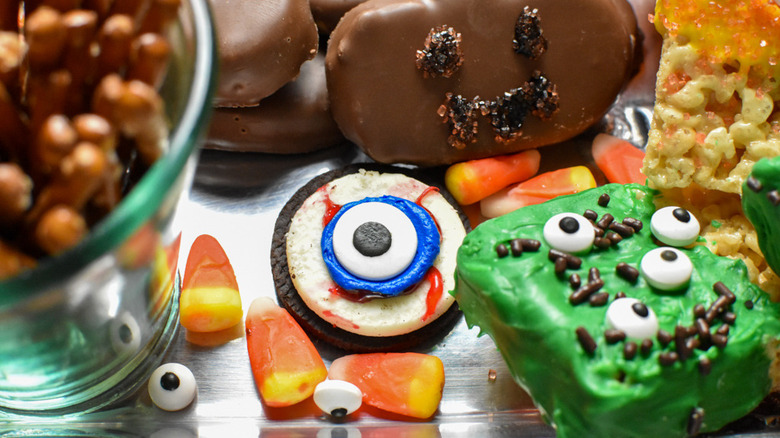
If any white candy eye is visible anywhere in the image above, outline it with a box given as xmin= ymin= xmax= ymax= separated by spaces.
xmin=148 ymin=363 xmax=197 ymax=411
xmin=332 ymin=201 xmax=418 ymax=280
xmin=650 ymin=206 xmax=700 ymax=247
xmin=543 ymin=213 xmax=595 ymax=253
xmin=110 ymin=311 xmax=141 ymax=355
xmin=313 ymin=379 xmax=363 ymax=418
xmin=605 ymin=297 xmax=658 ymax=339
xmin=640 ymin=247 xmax=693 ymax=291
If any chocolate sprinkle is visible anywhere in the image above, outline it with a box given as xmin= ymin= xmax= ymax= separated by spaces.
xmin=569 ymin=273 xmax=581 ymax=289
xmin=510 ymin=238 xmax=524 ymax=256
xmin=721 ymin=311 xmax=736 ymax=325
xmin=695 ymin=318 xmax=711 ymax=344
xmin=622 ymin=217 xmax=643 ymax=232
xmin=604 ymin=328 xmax=626 ymax=344
xmin=768 ymin=190 xmax=780 ymax=206
xmin=583 ymin=209 xmax=598 ymax=221
xmin=623 ymin=341 xmax=637 ymax=360
xmin=675 ymin=325 xmax=692 ymax=360
xmin=615 ymin=262 xmax=639 ymax=283
xmin=416 ymin=25 xmax=464 ymax=79
xmin=716 ymin=324 xmax=730 ymax=336
xmin=570 ymin=278 xmax=605 ymax=305
xmin=640 ymin=338 xmax=653 ymax=356
xmin=659 ymin=351 xmax=678 ymax=366
xmin=693 ymin=303 xmax=706 ymax=319
xmin=520 ymin=238 xmax=541 ymax=252
xmin=593 ymin=237 xmax=611 ymax=249
xmin=597 ymin=193 xmax=610 ymax=207
xmin=606 ymin=231 xmax=622 ymax=245
xmin=698 ymin=356 xmax=712 ymax=376
xmin=596 ymin=213 xmax=614 ymax=229
xmin=548 ymin=249 xmax=582 ymax=269
xmin=588 ymin=267 xmax=601 ymax=283
xmin=575 ymin=326 xmax=597 ymax=355
xmin=614 ymin=291 xmax=627 ymax=300
xmin=657 ymin=330 xmax=672 ymax=347
xmin=609 ymin=222 xmax=634 ymax=237
xmin=513 ymin=6 xmax=548 ymax=59
xmin=746 ymin=176 xmax=763 ymax=192
xmin=713 ymin=281 xmax=736 ymax=304
xmin=554 ymin=257 xmax=568 ymax=275
xmin=712 ymin=333 xmax=728 ymax=348
xmin=588 ymin=292 xmax=609 ymax=306
xmin=688 ymin=407 xmax=705 ymax=435
xmin=496 ymin=243 xmax=509 ymax=258
xmin=745 ymin=300 xmax=754 ymax=309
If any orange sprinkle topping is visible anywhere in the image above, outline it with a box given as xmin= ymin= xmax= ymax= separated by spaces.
xmin=655 ymin=0 xmax=780 ymax=67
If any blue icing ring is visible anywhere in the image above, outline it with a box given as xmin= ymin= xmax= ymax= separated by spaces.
xmin=321 ymin=195 xmax=441 ymax=297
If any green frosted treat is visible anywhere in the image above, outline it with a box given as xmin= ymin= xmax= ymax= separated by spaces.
xmin=744 ymin=156 xmax=780 ymax=279
xmin=453 ymin=183 xmax=780 ymax=438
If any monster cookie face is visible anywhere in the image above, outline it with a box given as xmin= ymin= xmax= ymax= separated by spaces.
xmin=326 ymin=0 xmax=639 ymax=165
xmin=454 ymin=183 xmax=780 ymax=437
xmin=285 ymin=170 xmax=466 ymax=337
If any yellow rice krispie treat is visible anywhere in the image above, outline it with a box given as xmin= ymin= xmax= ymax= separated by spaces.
xmin=644 ymin=0 xmax=780 ymax=297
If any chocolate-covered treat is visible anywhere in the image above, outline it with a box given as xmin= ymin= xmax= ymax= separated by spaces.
xmin=209 ymin=0 xmax=318 ymax=107
xmin=205 ymin=54 xmax=344 ymax=154
xmin=310 ymin=0 xmax=366 ymax=35
xmin=326 ymin=0 xmax=639 ymax=166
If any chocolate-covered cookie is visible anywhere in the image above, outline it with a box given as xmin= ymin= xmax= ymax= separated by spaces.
xmin=310 ymin=0 xmax=366 ymax=35
xmin=210 ymin=0 xmax=318 ymax=107
xmin=205 ymin=53 xmax=344 ymax=154
xmin=326 ymin=0 xmax=639 ymax=166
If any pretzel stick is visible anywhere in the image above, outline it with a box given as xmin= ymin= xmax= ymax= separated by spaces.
xmin=110 ymin=0 xmax=152 ymax=25
xmin=0 ymin=238 xmax=36 ymax=280
xmin=33 ymin=114 xmax=77 ymax=176
xmin=0 ymin=31 xmax=22 ymax=98
xmin=34 ymin=204 xmax=87 ymax=255
xmin=81 ymin=0 xmax=114 ymax=23
xmin=62 ymin=9 xmax=98 ymax=111
xmin=126 ymin=32 xmax=170 ymax=89
xmin=73 ymin=113 xmax=120 ymax=210
xmin=26 ymin=68 xmax=72 ymax=130
xmin=39 ymin=0 xmax=83 ymax=12
xmin=27 ymin=141 xmax=108 ymax=223
xmin=95 ymin=13 xmax=134 ymax=79
xmin=0 ymin=82 xmax=28 ymax=162
xmin=138 ymin=0 xmax=180 ymax=34
xmin=24 ymin=6 xmax=66 ymax=74
xmin=0 ymin=162 xmax=32 ymax=227
xmin=1 ymin=1 xmax=19 ymax=31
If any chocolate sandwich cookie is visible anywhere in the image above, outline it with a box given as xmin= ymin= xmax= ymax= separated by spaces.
xmin=209 ymin=0 xmax=318 ymax=107
xmin=272 ymin=163 xmax=469 ymax=352
xmin=205 ymin=53 xmax=344 ymax=154
xmin=326 ymin=0 xmax=640 ymax=166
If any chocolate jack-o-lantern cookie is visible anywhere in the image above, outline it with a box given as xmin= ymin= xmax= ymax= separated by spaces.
xmin=209 ymin=0 xmax=318 ymax=107
xmin=271 ymin=164 xmax=469 ymax=352
xmin=326 ymin=0 xmax=640 ymax=166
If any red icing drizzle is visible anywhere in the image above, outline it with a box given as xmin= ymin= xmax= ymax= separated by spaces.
xmin=415 ymin=186 xmax=442 ymax=239
xmin=322 ymin=310 xmax=360 ymax=330
xmin=320 ymin=187 xmax=342 ymax=227
xmin=422 ymin=267 xmax=443 ymax=321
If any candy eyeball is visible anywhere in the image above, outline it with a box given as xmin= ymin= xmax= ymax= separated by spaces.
xmin=110 ymin=311 xmax=141 ymax=355
xmin=313 ymin=379 xmax=363 ymax=418
xmin=148 ymin=363 xmax=197 ymax=411
xmin=605 ymin=297 xmax=658 ymax=339
xmin=543 ymin=213 xmax=595 ymax=253
xmin=650 ymin=206 xmax=700 ymax=247
xmin=640 ymin=247 xmax=693 ymax=291
xmin=331 ymin=201 xmax=418 ymax=281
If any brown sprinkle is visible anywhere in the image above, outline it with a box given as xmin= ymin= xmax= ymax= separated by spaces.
xmin=575 ymin=326 xmax=597 ymax=355
xmin=569 ymin=273 xmax=581 ymax=289
xmin=569 ymin=278 xmax=604 ymax=305
xmin=614 ymin=291 xmax=627 ymax=300
xmin=520 ymin=238 xmax=542 ymax=252
xmin=509 ymin=238 xmax=523 ymax=256
xmin=745 ymin=300 xmax=754 ymax=310
xmin=588 ymin=267 xmax=601 ymax=283
xmin=583 ymin=209 xmax=598 ymax=221
xmin=721 ymin=311 xmax=736 ymax=325
xmin=597 ymin=193 xmax=610 ymax=207
xmin=548 ymin=249 xmax=582 ymax=269
xmin=640 ymin=338 xmax=653 ymax=356
xmin=698 ymin=357 xmax=712 ymax=376
xmin=608 ymin=221 xmax=634 ymax=237
xmin=716 ymin=324 xmax=730 ymax=336
xmin=623 ymin=341 xmax=637 ymax=360
xmin=606 ymin=231 xmax=622 ymax=244
xmin=712 ymin=334 xmax=728 ymax=348
xmin=659 ymin=351 xmax=678 ymax=366
xmin=593 ymin=237 xmax=611 ymax=249
xmin=596 ymin=213 xmax=614 ymax=229
xmin=615 ymin=262 xmax=639 ymax=283
xmin=768 ymin=190 xmax=780 ymax=207
xmin=693 ymin=303 xmax=706 ymax=319
xmin=604 ymin=328 xmax=626 ymax=344
xmin=496 ymin=243 xmax=509 ymax=258
xmin=657 ymin=329 xmax=672 ymax=347
xmin=746 ymin=176 xmax=763 ymax=192
xmin=588 ymin=292 xmax=609 ymax=306
xmin=554 ymin=256 xmax=568 ymax=275
xmin=713 ymin=281 xmax=736 ymax=304
xmin=687 ymin=407 xmax=705 ymax=436
xmin=622 ymin=217 xmax=643 ymax=232
xmin=675 ymin=325 xmax=692 ymax=360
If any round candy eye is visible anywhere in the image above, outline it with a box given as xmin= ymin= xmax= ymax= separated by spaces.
xmin=313 ymin=379 xmax=363 ymax=418
xmin=148 ymin=363 xmax=197 ymax=411
xmin=640 ymin=247 xmax=693 ymax=291
xmin=110 ymin=311 xmax=142 ymax=355
xmin=605 ymin=297 xmax=658 ymax=339
xmin=321 ymin=196 xmax=440 ymax=297
xmin=331 ymin=201 xmax=418 ymax=281
xmin=650 ymin=206 xmax=700 ymax=247
xmin=543 ymin=213 xmax=595 ymax=253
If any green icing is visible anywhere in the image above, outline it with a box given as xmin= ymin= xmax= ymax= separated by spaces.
xmin=453 ymin=183 xmax=780 ymax=438
xmin=743 ymin=156 xmax=780 ymax=278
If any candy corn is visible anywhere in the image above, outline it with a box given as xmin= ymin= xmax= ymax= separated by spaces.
xmin=180 ymin=234 xmax=242 ymax=332
xmin=444 ymin=149 xmax=541 ymax=205
xmin=246 ymin=297 xmax=327 ymax=407
xmin=328 ymin=352 xmax=445 ymax=419
xmin=592 ymin=133 xmax=646 ymax=185
xmin=480 ymin=165 xmax=596 ymax=218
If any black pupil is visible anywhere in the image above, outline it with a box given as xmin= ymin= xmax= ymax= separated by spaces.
xmin=632 ymin=302 xmax=649 ymax=318
xmin=118 ymin=324 xmax=133 ymax=344
xmin=353 ymin=221 xmax=392 ymax=257
xmin=672 ymin=208 xmax=691 ymax=223
xmin=160 ymin=372 xmax=180 ymax=391
xmin=559 ymin=216 xmax=580 ymax=234
xmin=661 ymin=250 xmax=678 ymax=261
